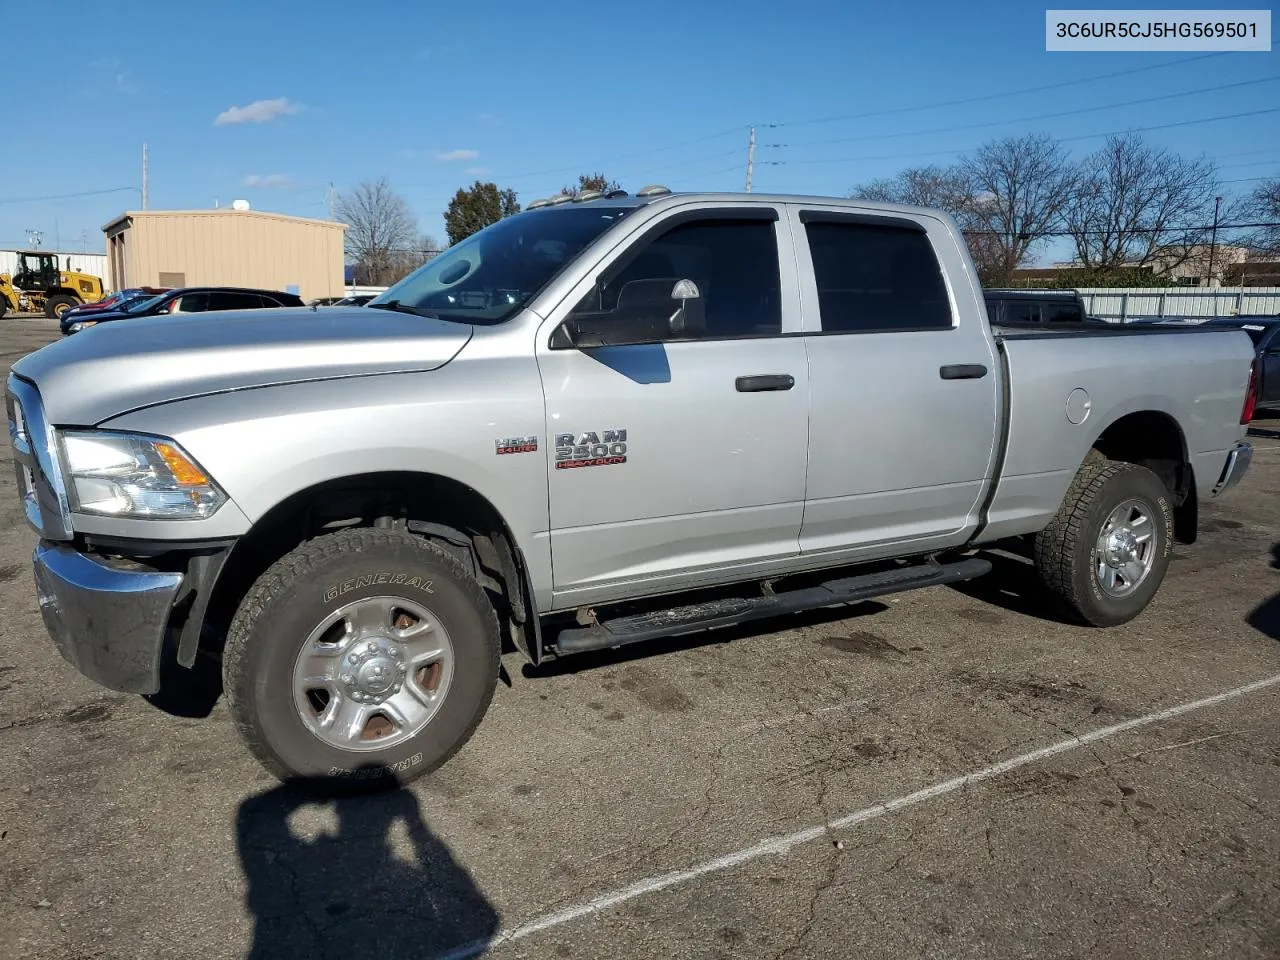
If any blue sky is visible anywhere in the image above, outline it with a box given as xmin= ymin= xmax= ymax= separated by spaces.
xmin=4 ymin=0 xmax=1278 ymax=264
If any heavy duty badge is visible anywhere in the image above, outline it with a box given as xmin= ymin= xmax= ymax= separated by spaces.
xmin=495 ymin=436 xmax=539 ymax=455
xmin=555 ymin=429 xmax=627 ymax=469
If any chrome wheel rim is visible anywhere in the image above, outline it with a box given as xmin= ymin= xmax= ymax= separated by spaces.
xmin=1094 ymin=498 xmax=1157 ymax=598
xmin=292 ymin=595 xmax=454 ymax=752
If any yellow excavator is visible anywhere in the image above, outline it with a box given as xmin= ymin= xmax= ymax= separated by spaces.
xmin=0 ymin=251 xmax=105 ymax=319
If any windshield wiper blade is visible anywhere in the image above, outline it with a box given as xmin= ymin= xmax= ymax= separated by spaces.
xmin=367 ymin=299 xmax=439 ymax=319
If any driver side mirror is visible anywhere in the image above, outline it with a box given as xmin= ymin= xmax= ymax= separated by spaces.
xmin=553 ymin=278 xmax=703 ymax=349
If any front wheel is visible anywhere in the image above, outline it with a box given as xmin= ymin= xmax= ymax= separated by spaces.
xmin=44 ymin=294 xmax=78 ymax=319
xmin=223 ymin=528 xmax=501 ymax=789
xmin=1034 ymin=460 xmax=1174 ymax=627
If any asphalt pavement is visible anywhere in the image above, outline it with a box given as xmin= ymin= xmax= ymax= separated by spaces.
xmin=2 ymin=318 xmax=1279 ymax=959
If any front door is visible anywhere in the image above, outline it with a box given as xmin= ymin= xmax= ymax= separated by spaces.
xmin=788 ymin=205 xmax=1000 ymax=559
xmin=536 ymin=206 xmax=810 ymax=606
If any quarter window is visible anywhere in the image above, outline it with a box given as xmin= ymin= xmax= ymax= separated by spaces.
xmin=567 ymin=218 xmax=782 ymax=341
xmin=803 ymin=219 xmax=952 ymax=333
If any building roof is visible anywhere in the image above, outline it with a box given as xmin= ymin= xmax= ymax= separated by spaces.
xmin=102 ymin=208 xmax=346 ymax=233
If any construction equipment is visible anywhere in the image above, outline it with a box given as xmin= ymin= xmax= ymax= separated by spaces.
xmin=0 ymin=252 xmax=105 ymax=319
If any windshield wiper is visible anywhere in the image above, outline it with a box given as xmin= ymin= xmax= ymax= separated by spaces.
xmin=367 ymin=299 xmax=440 ymax=319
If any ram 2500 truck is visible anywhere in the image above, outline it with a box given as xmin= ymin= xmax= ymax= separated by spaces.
xmin=6 ymin=190 xmax=1258 ymax=788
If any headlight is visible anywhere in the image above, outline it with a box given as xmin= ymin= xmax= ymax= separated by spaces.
xmin=59 ymin=431 xmax=226 ymax=519
xmin=68 ymin=321 xmax=96 ymax=333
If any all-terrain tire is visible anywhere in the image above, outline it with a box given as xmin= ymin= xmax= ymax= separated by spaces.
xmin=1033 ymin=459 xmax=1174 ymax=627
xmin=223 ymin=527 xmax=501 ymax=790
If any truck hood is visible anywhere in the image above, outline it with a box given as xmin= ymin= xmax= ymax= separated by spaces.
xmin=12 ymin=306 xmax=474 ymax=425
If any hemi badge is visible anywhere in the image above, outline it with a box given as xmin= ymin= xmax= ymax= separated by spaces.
xmin=496 ymin=436 xmax=538 ymax=455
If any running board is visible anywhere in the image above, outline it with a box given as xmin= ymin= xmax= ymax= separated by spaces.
xmin=550 ymin=557 xmax=992 ymax=656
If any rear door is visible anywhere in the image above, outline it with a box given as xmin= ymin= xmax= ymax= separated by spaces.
xmin=208 ymin=292 xmax=264 ymax=311
xmin=789 ymin=204 xmax=1000 ymax=560
xmin=536 ymin=204 xmax=810 ymax=605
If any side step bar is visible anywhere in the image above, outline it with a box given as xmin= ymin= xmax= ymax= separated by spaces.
xmin=551 ymin=556 xmax=991 ymax=656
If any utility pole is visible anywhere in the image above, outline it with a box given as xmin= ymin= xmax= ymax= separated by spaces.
xmin=142 ymin=142 xmax=149 ymax=210
xmin=745 ymin=126 xmax=756 ymax=193
xmin=327 ymin=182 xmax=336 ymax=219
xmin=1207 ymin=194 xmax=1223 ymax=287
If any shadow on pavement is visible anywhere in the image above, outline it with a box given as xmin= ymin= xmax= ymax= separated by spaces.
xmin=236 ymin=776 xmax=499 ymax=960
xmin=1246 ymin=543 xmax=1280 ymax=641
xmin=946 ymin=541 xmax=1071 ymax=624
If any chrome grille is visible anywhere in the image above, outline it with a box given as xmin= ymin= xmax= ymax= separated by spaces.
xmin=5 ymin=375 xmax=72 ymax=541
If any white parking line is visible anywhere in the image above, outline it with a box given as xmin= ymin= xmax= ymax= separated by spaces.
xmin=438 ymin=671 xmax=1280 ymax=960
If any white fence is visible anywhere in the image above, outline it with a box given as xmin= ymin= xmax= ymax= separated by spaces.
xmin=1077 ymin=287 xmax=1280 ymax=322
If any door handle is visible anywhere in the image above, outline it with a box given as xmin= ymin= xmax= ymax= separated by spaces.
xmin=939 ymin=364 xmax=988 ymax=380
xmin=736 ymin=374 xmax=795 ymax=392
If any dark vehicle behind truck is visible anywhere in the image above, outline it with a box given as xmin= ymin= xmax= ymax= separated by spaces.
xmin=984 ymin=288 xmax=1105 ymax=326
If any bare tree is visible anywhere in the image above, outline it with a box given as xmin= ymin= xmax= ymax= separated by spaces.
xmin=1241 ymin=176 xmax=1280 ymax=253
xmin=851 ymin=165 xmax=972 ymax=211
xmin=957 ymin=134 xmax=1076 ymax=284
xmin=335 ymin=177 xmax=419 ymax=286
xmin=386 ymin=233 xmax=443 ymax=283
xmin=850 ymin=165 xmax=1006 ymax=281
xmin=1063 ymin=134 xmax=1221 ymax=276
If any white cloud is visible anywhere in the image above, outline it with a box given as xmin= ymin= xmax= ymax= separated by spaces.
xmin=215 ymin=98 xmax=300 ymax=126
xmin=466 ymin=166 xmax=489 ymax=177
xmin=243 ymin=174 xmax=294 ymax=188
xmin=435 ymin=148 xmax=479 ymax=162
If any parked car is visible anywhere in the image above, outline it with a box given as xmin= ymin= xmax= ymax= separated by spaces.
xmin=60 ymin=287 xmax=170 ymax=324
xmin=1202 ymin=315 xmax=1280 ymax=411
xmin=8 ymin=189 xmax=1257 ymax=789
xmin=983 ymin=288 xmax=1107 ymax=325
xmin=61 ymin=286 xmax=305 ymax=335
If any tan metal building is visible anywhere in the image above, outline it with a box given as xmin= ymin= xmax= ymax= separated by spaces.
xmin=102 ymin=207 xmax=346 ymax=301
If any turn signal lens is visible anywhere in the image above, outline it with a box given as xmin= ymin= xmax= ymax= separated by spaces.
xmin=155 ymin=442 xmax=209 ymax=486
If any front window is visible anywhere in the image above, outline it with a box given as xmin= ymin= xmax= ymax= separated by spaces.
xmin=370 ymin=206 xmax=634 ymax=325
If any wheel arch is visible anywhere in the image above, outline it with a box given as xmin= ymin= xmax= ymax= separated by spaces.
xmin=1085 ymin=408 xmax=1197 ymax=544
xmin=198 ymin=470 xmax=544 ymax=669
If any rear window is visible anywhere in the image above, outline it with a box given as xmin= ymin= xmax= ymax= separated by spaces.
xmin=1042 ymin=301 xmax=1084 ymax=323
xmin=803 ymin=219 xmax=951 ymax=333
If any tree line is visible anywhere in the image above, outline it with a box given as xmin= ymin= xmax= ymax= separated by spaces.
xmin=850 ymin=132 xmax=1280 ymax=285
xmin=336 ymin=140 xmax=1280 ymax=288
xmin=337 ymin=173 xmax=619 ymax=286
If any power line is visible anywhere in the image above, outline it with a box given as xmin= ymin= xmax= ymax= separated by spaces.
xmin=766 ymin=106 xmax=1280 ymax=167
xmin=764 ymin=52 xmax=1231 ymax=129
xmin=0 ymin=186 xmax=139 ymax=205
xmin=778 ymin=76 xmax=1280 ymax=148
xmin=1060 ymin=105 xmax=1280 ymax=142
xmin=962 ymin=220 xmax=1280 ymax=239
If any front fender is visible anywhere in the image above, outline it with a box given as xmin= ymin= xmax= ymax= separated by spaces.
xmin=101 ymin=362 xmax=554 ymax=605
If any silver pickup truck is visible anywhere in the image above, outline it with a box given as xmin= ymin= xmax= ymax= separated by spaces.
xmin=6 ymin=189 xmax=1258 ymax=788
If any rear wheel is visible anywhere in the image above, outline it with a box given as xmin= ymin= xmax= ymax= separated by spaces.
xmin=1034 ymin=459 xmax=1174 ymax=626
xmin=44 ymin=294 xmax=77 ymax=319
xmin=223 ymin=527 xmax=501 ymax=789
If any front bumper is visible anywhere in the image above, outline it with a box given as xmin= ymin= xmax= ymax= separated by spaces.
xmin=33 ymin=542 xmax=184 ymax=695
xmin=1211 ymin=441 xmax=1253 ymax=498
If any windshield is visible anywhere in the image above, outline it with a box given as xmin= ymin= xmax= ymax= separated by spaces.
xmin=125 ymin=293 xmax=170 ymax=314
xmin=370 ymin=205 xmax=633 ymax=324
